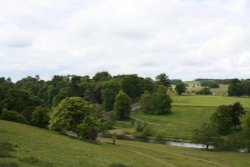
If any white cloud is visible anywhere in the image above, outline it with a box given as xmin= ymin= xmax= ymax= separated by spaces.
xmin=0 ymin=0 xmax=250 ymax=81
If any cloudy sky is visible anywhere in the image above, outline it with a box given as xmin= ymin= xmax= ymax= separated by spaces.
xmin=0 ymin=0 xmax=250 ymax=81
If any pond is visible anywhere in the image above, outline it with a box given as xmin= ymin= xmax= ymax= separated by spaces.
xmin=166 ymin=141 xmax=215 ymax=149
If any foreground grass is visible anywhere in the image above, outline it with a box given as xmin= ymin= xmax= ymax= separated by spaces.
xmin=1 ymin=120 xmax=250 ymax=167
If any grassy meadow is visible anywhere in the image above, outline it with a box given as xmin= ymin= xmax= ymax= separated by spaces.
xmin=1 ymin=120 xmax=250 ymax=167
xmin=172 ymin=95 xmax=250 ymax=108
xmin=115 ymin=95 xmax=250 ymax=141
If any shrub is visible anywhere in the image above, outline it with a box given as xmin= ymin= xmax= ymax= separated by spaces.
xmin=0 ymin=109 xmax=27 ymax=123
xmin=31 ymin=106 xmax=50 ymax=128
xmin=196 ymin=87 xmax=212 ymax=95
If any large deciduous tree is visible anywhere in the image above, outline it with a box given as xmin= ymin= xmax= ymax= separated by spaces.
xmin=49 ymin=97 xmax=98 ymax=136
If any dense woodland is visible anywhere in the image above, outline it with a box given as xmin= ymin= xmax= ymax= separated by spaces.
xmin=0 ymin=72 xmax=250 ymax=151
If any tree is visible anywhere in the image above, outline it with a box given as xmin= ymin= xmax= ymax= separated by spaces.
xmin=113 ymin=90 xmax=131 ymax=120
xmin=211 ymin=105 xmax=233 ymax=135
xmin=230 ymin=102 xmax=245 ymax=129
xmin=175 ymin=81 xmax=187 ymax=95
xmin=92 ymin=71 xmax=111 ymax=82
xmin=193 ymin=123 xmax=222 ymax=150
xmin=140 ymin=91 xmax=155 ymax=114
xmin=228 ymin=79 xmax=243 ymax=96
xmin=1 ymin=89 xmax=42 ymax=121
xmin=101 ymin=88 xmax=117 ymax=111
xmin=241 ymin=113 xmax=250 ymax=149
xmin=155 ymin=73 xmax=171 ymax=89
xmin=77 ymin=115 xmax=100 ymax=141
xmin=99 ymin=80 xmax=121 ymax=111
xmin=31 ymin=106 xmax=50 ymax=128
xmin=140 ymin=86 xmax=172 ymax=115
xmin=154 ymin=85 xmax=172 ymax=114
xmin=121 ymin=75 xmax=143 ymax=98
xmin=49 ymin=97 xmax=96 ymax=132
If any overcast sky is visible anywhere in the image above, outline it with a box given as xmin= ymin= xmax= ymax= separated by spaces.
xmin=0 ymin=0 xmax=250 ymax=81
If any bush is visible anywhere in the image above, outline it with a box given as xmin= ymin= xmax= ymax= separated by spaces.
xmin=31 ymin=106 xmax=50 ymax=128
xmin=135 ymin=120 xmax=147 ymax=132
xmin=0 ymin=109 xmax=27 ymax=123
xmin=196 ymin=87 xmax=212 ymax=95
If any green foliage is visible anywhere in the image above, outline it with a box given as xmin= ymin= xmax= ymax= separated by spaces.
xmin=155 ymin=73 xmax=171 ymax=89
xmin=121 ymin=75 xmax=143 ymax=98
xmin=211 ymin=105 xmax=233 ymax=135
xmin=228 ymin=79 xmax=243 ymax=96
xmin=140 ymin=86 xmax=172 ymax=115
xmin=135 ymin=120 xmax=147 ymax=132
xmin=77 ymin=116 xmax=100 ymax=141
xmin=1 ymin=89 xmax=41 ymax=121
xmin=230 ymin=102 xmax=245 ymax=129
xmin=196 ymin=87 xmax=212 ymax=95
xmin=92 ymin=71 xmax=112 ymax=82
xmin=211 ymin=102 xmax=245 ymax=135
xmin=49 ymin=97 xmax=95 ymax=132
xmin=200 ymin=80 xmax=219 ymax=88
xmin=113 ymin=90 xmax=131 ymax=120
xmin=99 ymin=80 xmax=121 ymax=111
xmin=31 ymin=106 xmax=49 ymax=128
xmin=193 ymin=123 xmax=222 ymax=149
xmin=0 ymin=109 xmax=27 ymax=123
xmin=101 ymin=88 xmax=117 ymax=111
xmin=140 ymin=91 xmax=155 ymax=114
xmin=175 ymin=81 xmax=187 ymax=95
xmin=153 ymin=86 xmax=172 ymax=114
xmin=241 ymin=113 xmax=250 ymax=149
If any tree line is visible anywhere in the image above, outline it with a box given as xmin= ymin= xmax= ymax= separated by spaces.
xmin=0 ymin=72 xmax=174 ymax=140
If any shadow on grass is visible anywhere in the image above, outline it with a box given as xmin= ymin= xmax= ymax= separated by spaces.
xmin=0 ymin=162 xmax=19 ymax=167
xmin=19 ymin=156 xmax=54 ymax=167
xmin=109 ymin=163 xmax=133 ymax=167
xmin=0 ymin=142 xmax=16 ymax=158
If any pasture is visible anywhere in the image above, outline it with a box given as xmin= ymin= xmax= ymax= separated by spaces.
xmin=1 ymin=120 xmax=250 ymax=167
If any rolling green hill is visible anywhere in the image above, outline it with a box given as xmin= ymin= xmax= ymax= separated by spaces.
xmin=1 ymin=120 xmax=250 ymax=167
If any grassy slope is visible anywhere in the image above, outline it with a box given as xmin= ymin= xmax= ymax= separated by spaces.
xmin=1 ymin=120 xmax=250 ymax=167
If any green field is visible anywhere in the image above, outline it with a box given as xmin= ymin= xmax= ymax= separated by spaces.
xmin=115 ymin=95 xmax=250 ymax=140
xmin=1 ymin=120 xmax=250 ymax=167
xmin=172 ymin=95 xmax=250 ymax=108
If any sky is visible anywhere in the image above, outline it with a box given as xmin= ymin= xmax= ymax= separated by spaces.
xmin=0 ymin=0 xmax=250 ymax=81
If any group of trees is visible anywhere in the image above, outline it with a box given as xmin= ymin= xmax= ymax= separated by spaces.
xmin=0 ymin=72 xmax=176 ymax=141
xmin=228 ymin=79 xmax=250 ymax=96
xmin=140 ymin=86 xmax=172 ymax=115
xmin=193 ymin=102 xmax=249 ymax=150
